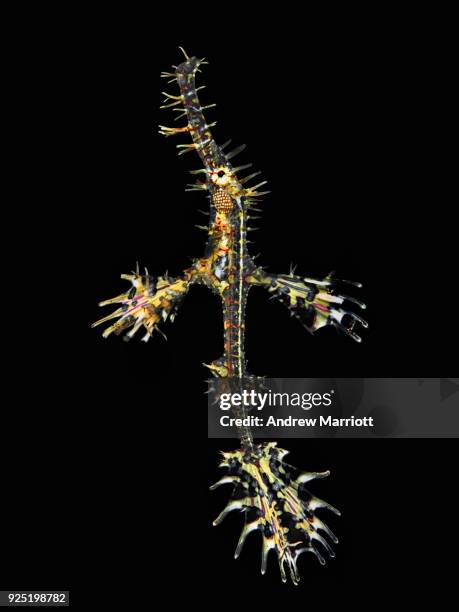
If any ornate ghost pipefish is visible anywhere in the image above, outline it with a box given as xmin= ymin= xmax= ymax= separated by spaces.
xmin=92 ymin=47 xmax=367 ymax=584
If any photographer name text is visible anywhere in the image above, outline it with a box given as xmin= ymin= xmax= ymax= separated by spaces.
xmin=220 ymin=415 xmax=374 ymax=428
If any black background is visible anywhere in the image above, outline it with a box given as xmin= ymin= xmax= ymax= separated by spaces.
xmin=2 ymin=13 xmax=456 ymax=606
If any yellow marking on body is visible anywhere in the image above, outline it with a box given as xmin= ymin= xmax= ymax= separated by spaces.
xmin=247 ymin=460 xmax=289 ymax=555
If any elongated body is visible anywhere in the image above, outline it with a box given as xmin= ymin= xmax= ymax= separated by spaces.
xmin=93 ymin=49 xmax=367 ymax=584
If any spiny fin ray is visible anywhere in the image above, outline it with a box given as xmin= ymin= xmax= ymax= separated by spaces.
xmin=211 ymin=442 xmax=339 ymax=585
